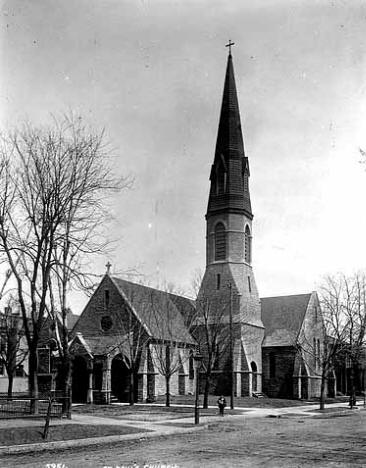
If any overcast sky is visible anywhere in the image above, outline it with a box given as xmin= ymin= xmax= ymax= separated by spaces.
xmin=1 ymin=0 xmax=366 ymax=312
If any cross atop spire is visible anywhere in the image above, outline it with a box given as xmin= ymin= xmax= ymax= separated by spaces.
xmin=225 ymin=40 xmax=235 ymax=55
xmin=105 ymin=261 xmax=112 ymax=275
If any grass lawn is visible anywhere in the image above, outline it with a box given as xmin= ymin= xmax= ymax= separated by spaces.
xmin=73 ymin=403 xmax=244 ymax=421
xmin=0 ymin=424 xmax=145 ymax=446
xmin=154 ymin=395 xmax=325 ymax=408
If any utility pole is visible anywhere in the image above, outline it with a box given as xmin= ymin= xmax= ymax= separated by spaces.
xmin=229 ymin=283 xmax=234 ymax=409
xmin=194 ymin=353 xmax=203 ymax=424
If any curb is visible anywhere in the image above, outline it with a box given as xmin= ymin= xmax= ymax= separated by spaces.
xmin=0 ymin=423 xmax=207 ymax=456
xmin=311 ymin=406 xmax=365 ymax=418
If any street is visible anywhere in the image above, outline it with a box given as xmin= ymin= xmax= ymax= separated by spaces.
xmin=1 ymin=410 xmax=365 ymax=468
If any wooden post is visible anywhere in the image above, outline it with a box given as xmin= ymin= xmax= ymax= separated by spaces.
xmin=194 ymin=353 xmax=203 ymax=425
xmin=42 ymin=397 xmax=53 ymax=440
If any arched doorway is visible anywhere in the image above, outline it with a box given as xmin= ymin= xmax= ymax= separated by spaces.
xmin=72 ymin=356 xmax=89 ymax=403
xmin=251 ymin=361 xmax=258 ymax=393
xmin=111 ymin=354 xmax=131 ymax=402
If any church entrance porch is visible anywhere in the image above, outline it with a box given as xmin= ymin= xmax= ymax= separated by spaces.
xmin=72 ymin=356 xmax=89 ymax=403
xmin=111 ymin=354 xmax=132 ymax=403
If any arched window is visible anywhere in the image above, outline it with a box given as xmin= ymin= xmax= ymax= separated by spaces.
xmin=244 ymin=225 xmax=252 ymax=263
xmin=215 ymin=223 xmax=226 ymax=260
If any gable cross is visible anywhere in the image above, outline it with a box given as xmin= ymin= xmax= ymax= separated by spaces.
xmin=225 ymin=40 xmax=235 ymax=55
xmin=106 ymin=261 xmax=112 ymax=275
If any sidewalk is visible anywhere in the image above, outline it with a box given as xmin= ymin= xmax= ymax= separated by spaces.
xmin=0 ymin=399 xmax=364 ymax=456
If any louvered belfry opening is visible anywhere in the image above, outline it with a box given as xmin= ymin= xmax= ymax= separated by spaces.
xmin=215 ymin=222 xmax=226 ymax=260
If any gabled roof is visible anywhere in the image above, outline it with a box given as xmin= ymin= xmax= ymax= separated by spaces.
xmin=111 ymin=277 xmax=196 ymax=346
xmin=70 ymin=332 xmax=130 ymax=357
xmin=167 ymin=292 xmax=196 ymax=329
xmin=261 ymin=293 xmax=312 ymax=347
xmin=67 ymin=313 xmax=80 ymax=331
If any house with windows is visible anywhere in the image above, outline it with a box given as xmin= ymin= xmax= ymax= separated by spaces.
xmin=0 ymin=308 xmax=28 ymax=394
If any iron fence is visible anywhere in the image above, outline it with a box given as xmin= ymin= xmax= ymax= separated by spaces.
xmin=0 ymin=391 xmax=71 ymax=419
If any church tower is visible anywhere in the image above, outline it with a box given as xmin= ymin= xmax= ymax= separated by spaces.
xmin=198 ymin=46 xmax=264 ymax=397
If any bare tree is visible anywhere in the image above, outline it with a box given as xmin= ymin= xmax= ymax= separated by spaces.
xmin=0 ymin=301 xmax=28 ymax=397
xmin=190 ymin=270 xmax=230 ymax=408
xmin=114 ymin=300 xmax=150 ymax=405
xmin=147 ymin=288 xmax=195 ymax=407
xmin=193 ymin=293 xmax=230 ymax=408
xmin=320 ymin=273 xmax=366 ymax=408
xmin=0 ymin=116 xmax=128 ymax=411
xmin=297 ymin=327 xmax=339 ymax=410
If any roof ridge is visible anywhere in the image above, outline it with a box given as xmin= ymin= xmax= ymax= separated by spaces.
xmin=261 ymin=292 xmax=312 ymax=300
xmin=111 ymin=276 xmax=193 ymax=300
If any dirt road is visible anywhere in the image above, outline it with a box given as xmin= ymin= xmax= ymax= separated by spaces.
xmin=1 ymin=411 xmax=365 ymax=467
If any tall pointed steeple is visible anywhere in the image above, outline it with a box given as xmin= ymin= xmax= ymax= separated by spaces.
xmin=207 ymin=52 xmax=252 ymax=220
xmin=198 ymin=46 xmax=264 ymax=398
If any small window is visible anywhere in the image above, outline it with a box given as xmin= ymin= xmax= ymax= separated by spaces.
xmin=247 ymin=276 xmax=251 ymax=293
xmin=104 ymin=290 xmax=110 ymax=309
xmin=101 ymin=315 xmax=113 ymax=332
xmin=269 ymin=353 xmax=276 ymax=378
xmin=217 ymin=274 xmax=221 ymax=290
xmin=37 ymin=348 xmax=50 ymax=374
xmin=245 ymin=225 xmax=252 ymax=263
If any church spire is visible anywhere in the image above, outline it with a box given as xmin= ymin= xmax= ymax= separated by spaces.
xmin=206 ymin=49 xmax=252 ymax=220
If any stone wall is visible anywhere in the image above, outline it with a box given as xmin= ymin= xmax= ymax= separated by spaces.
xmin=262 ymin=346 xmax=296 ymax=398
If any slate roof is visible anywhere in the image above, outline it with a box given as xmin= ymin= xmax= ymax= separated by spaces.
xmin=70 ymin=333 xmax=130 ymax=357
xmin=111 ymin=277 xmax=196 ymax=346
xmin=261 ymin=293 xmax=312 ymax=347
xmin=67 ymin=313 xmax=79 ymax=331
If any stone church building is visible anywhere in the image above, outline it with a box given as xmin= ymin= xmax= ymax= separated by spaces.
xmin=69 ymin=50 xmax=328 ymax=403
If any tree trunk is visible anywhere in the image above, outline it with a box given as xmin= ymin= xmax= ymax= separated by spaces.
xmin=349 ymin=363 xmax=356 ymax=409
xmin=203 ymin=370 xmax=211 ymax=409
xmin=319 ymin=369 xmax=327 ymax=410
xmin=59 ymin=356 xmax=72 ymax=417
xmin=165 ymin=374 xmax=170 ymax=407
xmin=129 ymin=371 xmax=135 ymax=406
xmin=7 ymin=372 xmax=14 ymax=399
